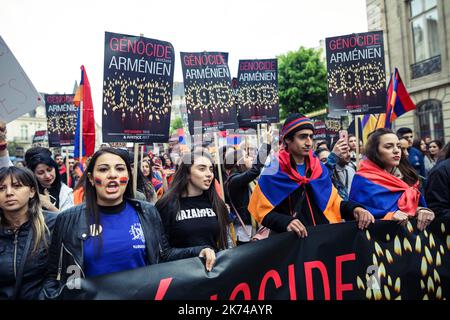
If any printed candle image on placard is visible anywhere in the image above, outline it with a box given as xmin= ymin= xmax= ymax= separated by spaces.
xmin=102 ymin=32 xmax=175 ymax=143
xmin=180 ymin=52 xmax=237 ymax=134
xmin=326 ymin=31 xmax=386 ymax=115
xmin=45 ymin=94 xmax=78 ymax=147
xmin=235 ymin=59 xmax=279 ymax=128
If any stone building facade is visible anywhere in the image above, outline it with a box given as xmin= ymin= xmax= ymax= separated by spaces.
xmin=366 ymin=0 xmax=450 ymax=143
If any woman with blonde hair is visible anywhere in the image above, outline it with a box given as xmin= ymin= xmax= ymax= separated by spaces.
xmin=0 ymin=166 xmax=56 ymax=299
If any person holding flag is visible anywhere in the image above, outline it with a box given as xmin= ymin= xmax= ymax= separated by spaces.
xmin=248 ymin=113 xmax=374 ymax=238
xmin=349 ymin=128 xmax=435 ymax=231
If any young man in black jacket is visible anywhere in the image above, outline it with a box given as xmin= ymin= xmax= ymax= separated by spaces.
xmin=425 ymin=144 xmax=450 ymax=218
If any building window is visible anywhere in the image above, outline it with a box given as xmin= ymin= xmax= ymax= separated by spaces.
xmin=415 ymin=99 xmax=444 ymax=141
xmin=410 ymin=0 xmax=441 ymax=78
xmin=20 ymin=125 xmax=28 ymax=140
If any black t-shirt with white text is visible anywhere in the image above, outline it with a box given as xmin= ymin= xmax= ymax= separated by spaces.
xmin=161 ymin=193 xmax=219 ymax=250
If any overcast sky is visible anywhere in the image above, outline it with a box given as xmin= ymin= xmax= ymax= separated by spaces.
xmin=1 ymin=0 xmax=368 ymax=125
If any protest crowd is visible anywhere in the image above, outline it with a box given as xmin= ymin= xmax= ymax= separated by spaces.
xmin=1 ymin=113 xmax=449 ymax=299
xmin=1 ymin=31 xmax=449 ymax=301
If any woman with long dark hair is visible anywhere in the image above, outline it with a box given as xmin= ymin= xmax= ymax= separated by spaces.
xmin=161 ymin=155 xmax=176 ymax=186
xmin=26 ymin=153 xmax=73 ymax=213
xmin=0 ymin=167 xmax=56 ymax=299
xmin=156 ymin=151 xmax=230 ymax=252
xmin=350 ymin=128 xmax=435 ymax=230
xmin=134 ymin=161 xmax=156 ymax=203
xmin=142 ymin=159 xmax=166 ymax=200
xmin=42 ymin=148 xmax=215 ymax=299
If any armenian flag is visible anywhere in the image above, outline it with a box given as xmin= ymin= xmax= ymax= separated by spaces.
xmin=349 ymin=159 xmax=426 ymax=219
xmin=385 ymin=68 xmax=416 ymax=128
xmin=361 ymin=113 xmax=386 ymax=144
xmin=74 ymin=65 xmax=95 ymax=162
xmin=226 ymin=134 xmax=241 ymax=145
xmin=248 ymin=149 xmax=342 ymax=224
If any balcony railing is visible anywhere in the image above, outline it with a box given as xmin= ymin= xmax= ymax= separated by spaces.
xmin=411 ymin=55 xmax=441 ymax=79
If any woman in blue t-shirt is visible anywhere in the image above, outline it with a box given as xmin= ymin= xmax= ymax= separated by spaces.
xmin=156 ymin=151 xmax=231 ymax=252
xmin=42 ymin=148 xmax=215 ymax=299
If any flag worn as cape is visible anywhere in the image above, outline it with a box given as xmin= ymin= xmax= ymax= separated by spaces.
xmin=385 ymin=68 xmax=416 ymax=128
xmin=74 ymin=65 xmax=96 ymax=161
xmin=349 ymin=159 xmax=426 ymax=219
xmin=248 ymin=149 xmax=342 ymax=224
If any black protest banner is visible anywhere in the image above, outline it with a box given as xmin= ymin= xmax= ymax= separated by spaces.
xmin=44 ymin=94 xmax=77 ymax=147
xmin=102 ymin=32 xmax=175 ymax=143
xmin=64 ymin=218 xmax=450 ymax=300
xmin=325 ymin=118 xmax=341 ymax=146
xmin=236 ymin=59 xmax=279 ymax=128
xmin=326 ymin=31 xmax=386 ymax=115
xmin=32 ymin=130 xmax=48 ymax=146
xmin=180 ymin=52 xmax=237 ymax=134
xmin=313 ymin=120 xmax=326 ymax=141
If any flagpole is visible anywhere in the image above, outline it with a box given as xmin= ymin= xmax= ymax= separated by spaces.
xmin=65 ymin=148 xmax=70 ymax=187
xmin=214 ymin=131 xmax=235 ymax=246
xmin=79 ymin=100 xmax=83 ymax=163
xmin=256 ymin=124 xmax=261 ymax=149
xmin=130 ymin=33 xmax=146 ymax=196
xmin=266 ymin=123 xmax=272 ymax=145
xmin=131 ymin=33 xmax=147 ymax=196
xmin=355 ymin=114 xmax=360 ymax=168
xmin=133 ymin=143 xmax=139 ymax=196
xmin=213 ymin=132 xmax=225 ymax=201
xmin=245 ymin=135 xmax=249 ymax=156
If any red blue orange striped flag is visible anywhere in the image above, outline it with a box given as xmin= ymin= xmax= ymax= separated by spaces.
xmin=385 ymin=68 xmax=416 ymax=128
xmin=248 ymin=149 xmax=343 ymax=224
xmin=74 ymin=65 xmax=95 ymax=162
xmin=349 ymin=159 xmax=426 ymax=219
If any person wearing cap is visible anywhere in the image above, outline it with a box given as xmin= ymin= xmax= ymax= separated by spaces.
xmin=248 ymin=113 xmax=374 ymax=238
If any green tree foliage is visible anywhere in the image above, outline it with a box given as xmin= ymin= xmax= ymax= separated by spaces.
xmin=170 ymin=117 xmax=184 ymax=135
xmin=278 ymin=47 xmax=327 ymax=119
